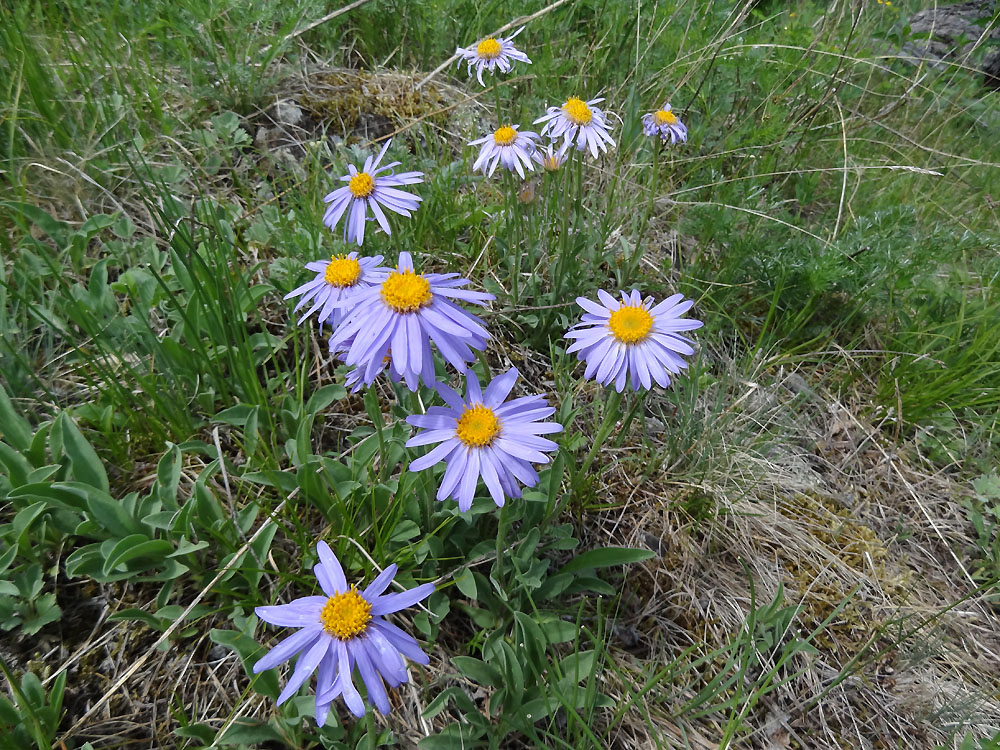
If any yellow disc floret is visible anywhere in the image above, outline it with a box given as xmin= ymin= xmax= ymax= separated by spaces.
xmin=456 ymin=404 xmax=501 ymax=447
xmin=381 ymin=270 xmax=432 ymax=313
xmin=493 ymin=126 xmax=517 ymax=146
xmin=348 ymin=171 xmax=375 ymax=199
xmin=476 ymin=38 xmax=502 ymax=59
xmin=562 ymin=97 xmax=593 ymax=126
xmin=654 ymin=109 xmax=679 ymax=126
xmin=608 ymin=304 xmax=654 ymax=344
xmin=320 ymin=587 xmax=372 ymax=640
xmin=324 ymin=254 xmax=362 ymax=287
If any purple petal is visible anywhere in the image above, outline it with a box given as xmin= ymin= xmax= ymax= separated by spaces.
xmin=363 ymin=564 xmax=398 ymax=600
xmin=277 ymin=636 xmax=331 ymax=705
xmin=255 ymin=596 xmax=326 ymax=627
xmin=253 ymin=626 xmax=323 ymax=674
xmin=370 ymin=583 xmax=435 ymax=616
xmin=317 ymin=542 xmax=347 ymax=594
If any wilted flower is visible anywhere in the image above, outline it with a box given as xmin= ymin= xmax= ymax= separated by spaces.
xmin=283 ymin=253 xmax=387 ymax=327
xmin=405 ymin=367 xmax=562 ymax=512
xmin=328 ymin=252 xmax=494 ymax=391
xmin=455 ymin=27 xmax=531 ymax=86
xmin=323 ymin=139 xmax=423 ymax=246
xmin=534 ymin=96 xmax=616 ymax=158
xmin=253 ymin=541 xmax=434 ymax=723
xmin=531 ymin=141 xmax=569 ymax=172
xmin=469 ymin=125 xmax=539 ymax=178
xmin=565 ymin=289 xmax=702 ymax=392
xmin=641 ymin=103 xmax=687 ymax=145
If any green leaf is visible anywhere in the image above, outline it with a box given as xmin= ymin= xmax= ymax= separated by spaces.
xmin=210 ymin=629 xmax=279 ymax=699
xmin=108 ymin=607 xmax=165 ymax=629
xmin=451 ymin=656 xmax=502 ymax=687
xmin=102 ymin=535 xmax=173 ymax=576
xmin=0 ymin=442 xmax=33 ymax=488
xmin=155 ymin=444 xmax=182 ymax=509
xmin=389 ymin=519 xmax=420 ymax=544
xmin=557 ymin=546 xmax=654 ymax=574
xmin=58 ymin=414 xmax=109 ymax=493
xmin=216 ymin=718 xmax=283 ymax=745
xmin=305 ymin=383 xmax=347 ymax=416
xmin=81 ymin=486 xmax=144 ymax=538
xmin=557 ymin=650 xmax=598 ymax=684
xmin=454 ymin=569 xmax=478 ymax=600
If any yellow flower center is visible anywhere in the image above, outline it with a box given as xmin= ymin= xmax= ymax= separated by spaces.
xmin=348 ymin=171 xmax=375 ymax=199
xmin=608 ymin=304 xmax=654 ymax=344
xmin=319 ymin=587 xmax=372 ymax=640
xmin=324 ymin=254 xmax=362 ymax=287
xmin=455 ymin=403 xmax=501 ymax=447
xmin=493 ymin=126 xmax=517 ymax=146
xmin=562 ymin=97 xmax=593 ymax=125
xmin=654 ymin=109 xmax=679 ymax=125
xmin=476 ymin=38 xmax=502 ymax=59
xmin=542 ymin=155 xmax=561 ymax=172
xmin=381 ymin=270 xmax=432 ymax=313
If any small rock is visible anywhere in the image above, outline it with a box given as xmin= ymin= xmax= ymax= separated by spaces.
xmin=985 ymin=49 xmax=1000 ymax=89
xmin=275 ymin=99 xmax=303 ymax=127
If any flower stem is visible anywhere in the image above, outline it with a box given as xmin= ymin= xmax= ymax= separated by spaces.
xmin=577 ymin=388 xmax=623 ymax=479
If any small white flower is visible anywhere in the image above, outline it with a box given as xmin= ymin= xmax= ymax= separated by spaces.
xmin=455 ymin=27 xmax=531 ymax=86
xmin=642 ymin=103 xmax=688 ymax=144
xmin=469 ymin=125 xmax=540 ymax=178
xmin=534 ymin=96 xmax=616 ymax=159
xmin=323 ymin=139 xmax=423 ymax=246
xmin=531 ymin=141 xmax=570 ymax=172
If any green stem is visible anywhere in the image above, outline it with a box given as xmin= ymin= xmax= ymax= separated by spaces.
xmin=635 ymin=140 xmax=661 ymax=258
xmin=577 ymin=388 xmax=624 ymax=479
xmin=494 ymin=500 xmax=510 ymax=582
xmin=614 ymin=390 xmax=649 ymax=448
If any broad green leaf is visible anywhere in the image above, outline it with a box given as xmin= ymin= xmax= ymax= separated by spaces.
xmin=102 ymin=535 xmax=174 ymax=576
xmin=451 ymin=656 xmax=501 ymax=687
xmin=558 ymin=546 xmax=654 ymax=574
xmin=58 ymin=414 xmax=109 ymax=493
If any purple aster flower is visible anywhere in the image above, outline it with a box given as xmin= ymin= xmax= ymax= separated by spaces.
xmin=531 ymin=141 xmax=569 ymax=172
xmin=455 ymin=27 xmax=531 ymax=87
xmin=565 ymin=289 xmax=703 ymax=392
xmin=253 ymin=541 xmax=434 ymax=723
xmin=405 ymin=367 xmax=562 ymax=512
xmin=283 ymin=252 xmax=388 ymax=328
xmin=641 ymin=103 xmax=687 ymax=145
xmin=323 ymin=139 xmax=423 ymax=246
xmin=534 ymin=96 xmax=616 ymax=159
xmin=469 ymin=125 xmax=540 ymax=179
xmin=328 ymin=252 xmax=495 ymax=391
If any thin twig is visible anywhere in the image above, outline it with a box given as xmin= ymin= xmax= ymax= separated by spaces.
xmin=261 ymin=0 xmax=374 ymax=55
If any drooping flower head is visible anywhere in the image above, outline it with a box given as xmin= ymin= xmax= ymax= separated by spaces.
xmin=532 ymin=141 xmax=569 ymax=172
xmin=283 ymin=253 xmax=388 ymax=327
xmin=405 ymin=368 xmax=562 ymax=512
xmin=323 ymin=139 xmax=423 ymax=246
xmin=328 ymin=252 xmax=495 ymax=391
xmin=642 ymin=103 xmax=687 ymax=145
xmin=469 ymin=125 xmax=540 ymax=178
xmin=253 ymin=542 xmax=434 ymax=723
xmin=565 ymin=289 xmax=703 ymax=392
xmin=455 ymin=26 xmax=531 ymax=86
xmin=534 ymin=96 xmax=616 ymax=159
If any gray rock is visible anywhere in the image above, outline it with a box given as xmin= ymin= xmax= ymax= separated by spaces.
xmin=900 ymin=0 xmax=1000 ymax=70
xmin=985 ymin=48 xmax=1000 ymax=88
xmin=275 ymin=99 xmax=304 ymax=127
